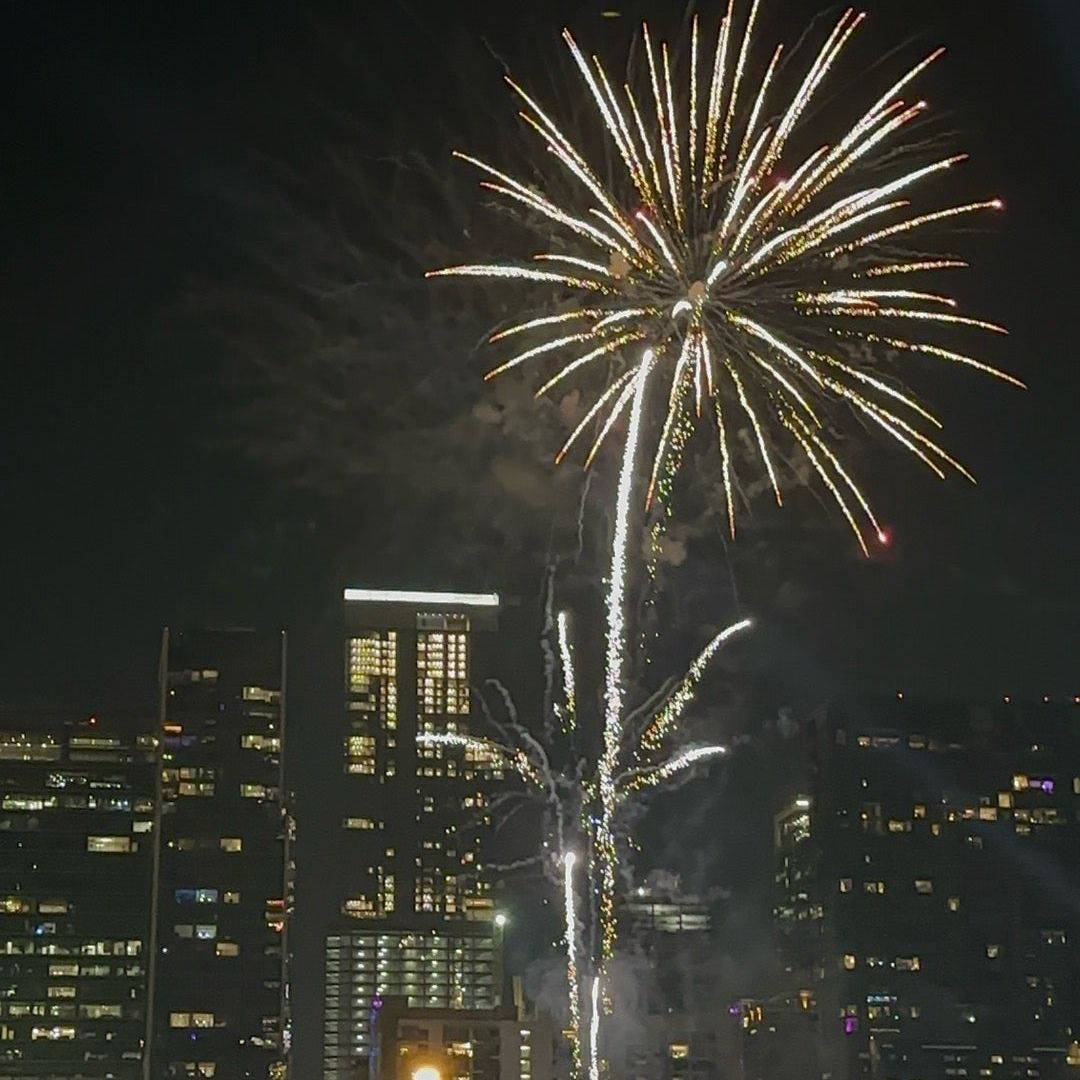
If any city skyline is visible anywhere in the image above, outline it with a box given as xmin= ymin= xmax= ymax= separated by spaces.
xmin=2 ymin=1 xmax=1078 ymax=1078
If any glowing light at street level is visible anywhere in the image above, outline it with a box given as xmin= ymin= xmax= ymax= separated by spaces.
xmin=412 ymin=1068 xmax=442 ymax=1080
xmin=430 ymin=4 xmax=1018 ymax=552
xmin=343 ymin=588 xmax=499 ymax=607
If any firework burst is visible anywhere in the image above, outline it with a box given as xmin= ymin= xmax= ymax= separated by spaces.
xmin=429 ymin=4 xmax=1019 ymax=551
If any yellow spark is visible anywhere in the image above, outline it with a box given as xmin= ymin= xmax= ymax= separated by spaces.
xmin=880 ymin=337 xmax=1025 ymax=388
xmin=831 ymin=199 xmax=1003 ymax=254
xmin=714 ymin=386 xmax=736 ymax=538
xmin=784 ymin=411 xmax=869 ymax=555
xmin=719 ymin=0 xmax=761 ymax=173
xmin=862 ymin=260 xmax=968 ymax=278
xmin=727 ymin=362 xmax=782 ymax=504
xmin=729 ymin=313 xmax=824 ymax=386
xmin=534 ymin=331 xmax=646 ymax=396
xmin=556 ymin=366 xmax=637 ymax=465
xmin=701 ymin=6 xmax=733 ymax=190
xmin=489 ymin=310 xmax=598 ymax=343
xmin=749 ymin=352 xmax=820 ymax=426
xmin=485 ymin=331 xmax=600 ymax=381
xmin=433 ymin=5 xmax=1015 ymax=552
xmin=829 ymin=307 xmax=1007 ymax=335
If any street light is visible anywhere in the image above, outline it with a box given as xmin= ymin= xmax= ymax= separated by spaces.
xmin=412 ymin=1067 xmax=442 ymax=1080
xmin=494 ymin=913 xmax=508 ymax=929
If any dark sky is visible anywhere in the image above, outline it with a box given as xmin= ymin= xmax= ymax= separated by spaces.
xmin=2 ymin=0 xmax=1077 ymax=713
xmin=3 ymin=2 xmax=1077 ymax=1072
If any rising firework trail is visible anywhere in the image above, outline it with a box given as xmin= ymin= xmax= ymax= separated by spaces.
xmin=429 ymin=3 xmax=1019 ymax=552
xmin=417 ymin=580 xmax=751 ymax=1070
xmin=563 ymin=852 xmax=582 ymax=1077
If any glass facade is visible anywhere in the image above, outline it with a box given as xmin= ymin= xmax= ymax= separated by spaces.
xmin=0 ymin=711 xmax=155 ymax=1079
xmin=151 ymin=628 xmax=292 ymax=1080
xmin=324 ymin=590 xmax=502 ymax=1079
xmin=323 ymin=926 xmax=502 ymax=1076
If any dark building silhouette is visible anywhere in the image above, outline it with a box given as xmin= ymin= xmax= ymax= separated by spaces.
xmin=0 ymin=709 xmax=156 ymax=1079
xmin=611 ymin=870 xmax=731 ymax=1079
xmin=322 ymin=589 xmax=505 ymax=1079
xmin=775 ymin=697 xmax=1080 ymax=1079
xmin=149 ymin=628 xmax=292 ymax=1080
xmin=369 ymin=983 xmax=555 ymax=1080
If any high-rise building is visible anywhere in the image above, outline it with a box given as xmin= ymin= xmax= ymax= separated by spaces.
xmin=369 ymin=987 xmax=555 ymax=1080
xmin=322 ymin=588 xmax=504 ymax=1078
xmin=774 ymin=696 xmax=1080 ymax=1080
xmin=612 ymin=871 xmax=731 ymax=1080
xmin=0 ymin=709 xmax=156 ymax=1079
xmin=149 ymin=628 xmax=293 ymax=1080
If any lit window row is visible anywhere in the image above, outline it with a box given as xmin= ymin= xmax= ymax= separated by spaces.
xmin=169 ymin=1011 xmax=216 ymax=1029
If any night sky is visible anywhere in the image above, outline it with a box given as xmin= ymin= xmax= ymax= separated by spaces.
xmin=3 ymin=1 xmax=1078 ymax=1070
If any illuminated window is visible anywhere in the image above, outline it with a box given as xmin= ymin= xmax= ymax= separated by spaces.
xmin=998 ymin=792 xmax=1014 ymax=809
xmin=895 ymin=956 xmax=921 ymax=971
xmin=170 ymin=1012 xmax=191 ymax=1028
xmin=223 ymin=891 xmax=240 ymax=904
xmin=986 ymin=944 xmax=1000 ymax=958
xmin=669 ymin=1043 xmax=690 ymax=1059
xmin=1 ymin=896 xmax=31 ymax=913
xmin=47 ymin=985 xmax=76 ymax=998
xmin=239 ymin=783 xmax=266 ymax=798
xmin=843 ymin=954 xmax=857 ymax=971
xmin=49 ymin=963 xmax=79 ymax=977
xmin=215 ymin=941 xmax=239 ymax=957
xmin=219 ymin=838 xmax=242 ymax=853
xmin=839 ymin=878 xmax=853 ymax=893
xmin=87 ymin=836 xmax=131 ymax=853
xmin=31 ymin=1025 xmax=75 ymax=1040
xmin=863 ymin=880 xmax=886 ymax=895
xmin=174 ymin=924 xmax=194 ymax=938
xmin=346 ymin=734 xmax=377 ymax=775
xmin=178 ymin=781 xmax=215 ymax=797
xmin=195 ymin=925 xmax=217 ymax=940
xmin=192 ymin=1012 xmax=214 ymax=1028
xmin=79 ymin=1003 xmax=122 ymax=1019
xmin=914 ymin=879 xmax=933 ymax=894
xmin=948 ymin=896 xmax=961 ymax=912
xmin=344 ymin=817 xmax=378 ymax=830
xmin=888 ymin=819 xmax=911 ymax=833
xmin=196 ymin=889 xmax=218 ymax=904
xmin=931 ymin=823 xmax=942 ymax=836
xmin=1013 ymin=774 xmax=1028 ymax=791
xmin=913 ymin=804 xmax=926 ymax=819
xmin=1042 ymin=929 xmax=1067 ymax=946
